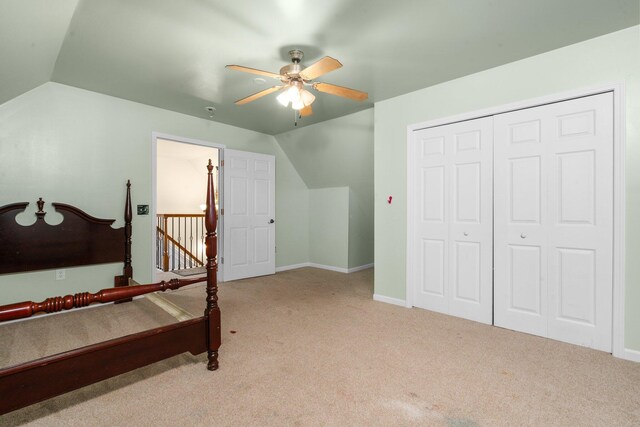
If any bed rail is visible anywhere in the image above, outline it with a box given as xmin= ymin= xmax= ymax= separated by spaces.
xmin=0 ymin=277 xmax=205 ymax=322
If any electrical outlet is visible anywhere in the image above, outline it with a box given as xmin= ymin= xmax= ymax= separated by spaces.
xmin=56 ymin=269 xmax=66 ymax=280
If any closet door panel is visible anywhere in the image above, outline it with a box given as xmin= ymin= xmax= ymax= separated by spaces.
xmin=448 ymin=118 xmax=493 ymax=324
xmin=412 ymin=132 xmax=450 ymax=314
xmin=545 ymin=93 xmax=613 ymax=352
xmin=494 ymin=109 xmax=548 ymax=336
xmin=494 ymin=93 xmax=613 ymax=351
xmin=411 ymin=117 xmax=492 ymax=324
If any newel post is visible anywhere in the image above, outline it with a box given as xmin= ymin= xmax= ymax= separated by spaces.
xmin=204 ymin=159 xmax=221 ymax=370
xmin=162 ymin=215 xmax=169 ymax=272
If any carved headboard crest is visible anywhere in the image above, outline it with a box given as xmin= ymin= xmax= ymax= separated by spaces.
xmin=0 ymin=182 xmax=132 ymax=275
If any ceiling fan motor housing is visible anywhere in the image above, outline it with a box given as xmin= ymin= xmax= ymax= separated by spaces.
xmin=280 ymin=49 xmax=305 ymax=78
xmin=280 ymin=63 xmax=303 ymax=77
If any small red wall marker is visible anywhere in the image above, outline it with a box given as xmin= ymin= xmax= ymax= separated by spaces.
xmin=388 ymin=196 xmax=393 ymax=204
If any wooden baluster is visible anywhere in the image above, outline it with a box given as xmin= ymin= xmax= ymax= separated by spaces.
xmin=205 ymin=159 xmax=221 ymax=370
xmin=171 ymin=218 xmax=175 ymax=270
xmin=189 ymin=217 xmax=194 ymax=268
xmin=162 ymin=215 xmax=169 ymax=272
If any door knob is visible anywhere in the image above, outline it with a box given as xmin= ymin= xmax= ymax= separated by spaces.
xmin=520 ymin=233 xmax=527 ymax=239
xmin=269 ymin=219 xmax=275 ymax=224
xmin=463 ymin=231 xmax=469 ymax=236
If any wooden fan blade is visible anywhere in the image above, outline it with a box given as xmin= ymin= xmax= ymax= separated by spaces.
xmin=299 ymin=57 xmax=342 ymax=81
xmin=299 ymin=105 xmax=313 ymax=117
xmin=313 ymin=83 xmax=368 ymax=101
xmin=226 ymin=65 xmax=283 ymax=80
xmin=235 ymin=86 xmax=284 ymax=105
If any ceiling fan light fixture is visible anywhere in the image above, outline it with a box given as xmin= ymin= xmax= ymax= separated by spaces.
xmin=287 ymin=85 xmax=301 ymax=102
xmin=276 ymin=85 xmax=302 ymax=107
xmin=291 ymin=98 xmax=305 ymax=110
xmin=276 ymin=90 xmax=290 ymax=107
xmin=300 ymin=89 xmax=315 ymax=106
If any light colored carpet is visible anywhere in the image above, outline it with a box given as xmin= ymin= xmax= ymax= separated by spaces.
xmin=2 ymin=267 xmax=640 ymax=426
xmin=172 ymin=267 xmax=207 ymax=277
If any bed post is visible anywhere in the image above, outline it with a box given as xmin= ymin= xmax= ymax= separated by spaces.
xmin=123 ymin=180 xmax=133 ymax=282
xmin=205 ymin=159 xmax=221 ymax=370
xmin=115 ymin=180 xmax=133 ymax=303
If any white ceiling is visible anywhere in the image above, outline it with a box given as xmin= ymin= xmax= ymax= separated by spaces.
xmin=157 ymin=138 xmax=219 ymax=163
xmin=1 ymin=0 xmax=638 ymax=134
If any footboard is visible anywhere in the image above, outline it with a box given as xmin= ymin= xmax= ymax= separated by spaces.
xmin=0 ymin=317 xmax=207 ymax=415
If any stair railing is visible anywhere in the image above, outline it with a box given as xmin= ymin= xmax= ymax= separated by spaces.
xmin=156 ymin=214 xmax=206 ymax=271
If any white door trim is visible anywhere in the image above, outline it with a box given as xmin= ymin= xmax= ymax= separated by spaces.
xmin=406 ymin=83 xmax=627 ymax=360
xmin=151 ymin=132 xmax=226 ymax=282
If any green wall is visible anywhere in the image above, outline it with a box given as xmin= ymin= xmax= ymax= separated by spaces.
xmin=275 ymin=109 xmax=374 ymax=268
xmin=374 ymin=26 xmax=640 ymax=350
xmin=309 ymin=187 xmax=350 ymax=269
xmin=0 ymin=82 xmax=309 ymax=304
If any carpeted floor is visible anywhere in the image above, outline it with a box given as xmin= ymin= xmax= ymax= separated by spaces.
xmin=2 ymin=267 xmax=640 ymax=426
xmin=172 ymin=267 xmax=207 ymax=277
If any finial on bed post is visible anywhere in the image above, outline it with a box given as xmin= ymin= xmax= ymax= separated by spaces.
xmin=35 ymin=198 xmax=46 ymax=220
xmin=205 ymin=159 xmax=221 ymax=370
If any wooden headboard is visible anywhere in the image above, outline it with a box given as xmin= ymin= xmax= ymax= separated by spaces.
xmin=0 ymin=181 xmax=132 ymax=279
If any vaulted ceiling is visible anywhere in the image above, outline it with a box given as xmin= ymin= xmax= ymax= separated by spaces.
xmin=1 ymin=0 xmax=638 ymax=135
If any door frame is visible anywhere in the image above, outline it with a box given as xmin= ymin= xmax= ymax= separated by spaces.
xmin=406 ymin=83 xmax=628 ymax=360
xmin=151 ymin=132 xmax=226 ymax=282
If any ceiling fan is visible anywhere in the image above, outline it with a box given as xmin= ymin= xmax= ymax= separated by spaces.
xmin=226 ymin=49 xmax=368 ymax=118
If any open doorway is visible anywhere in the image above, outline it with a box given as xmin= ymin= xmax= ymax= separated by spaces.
xmin=152 ymin=135 xmax=223 ymax=282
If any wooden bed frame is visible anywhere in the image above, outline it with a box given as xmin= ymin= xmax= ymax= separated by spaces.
xmin=0 ymin=160 xmax=221 ymax=415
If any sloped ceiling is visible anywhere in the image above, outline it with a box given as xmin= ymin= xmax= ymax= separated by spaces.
xmin=1 ymin=0 xmax=638 ymax=135
xmin=275 ymin=109 xmax=373 ymax=191
xmin=0 ymin=0 xmax=79 ymax=105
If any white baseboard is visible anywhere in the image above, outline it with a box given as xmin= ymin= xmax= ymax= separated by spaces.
xmin=308 ymin=263 xmax=349 ymax=273
xmin=373 ymin=294 xmax=407 ymax=307
xmin=347 ymin=263 xmax=374 ymax=273
xmin=276 ymin=262 xmax=374 ymax=274
xmin=276 ymin=263 xmax=311 ymax=272
xmin=619 ymin=348 xmax=640 ymax=363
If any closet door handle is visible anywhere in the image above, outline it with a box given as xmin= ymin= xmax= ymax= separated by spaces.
xmin=269 ymin=219 xmax=275 ymax=224
xmin=463 ymin=231 xmax=469 ymax=236
xmin=520 ymin=233 xmax=527 ymax=239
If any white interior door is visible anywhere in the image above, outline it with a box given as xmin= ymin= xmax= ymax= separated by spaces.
xmin=223 ymin=149 xmax=275 ymax=281
xmin=494 ymin=92 xmax=613 ymax=351
xmin=411 ymin=117 xmax=493 ymax=324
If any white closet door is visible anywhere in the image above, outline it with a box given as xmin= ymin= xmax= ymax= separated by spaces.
xmin=412 ymin=117 xmax=493 ymax=324
xmin=223 ymin=149 xmax=276 ymax=281
xmin=494 ymin=92 xmax=613 ymax=351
